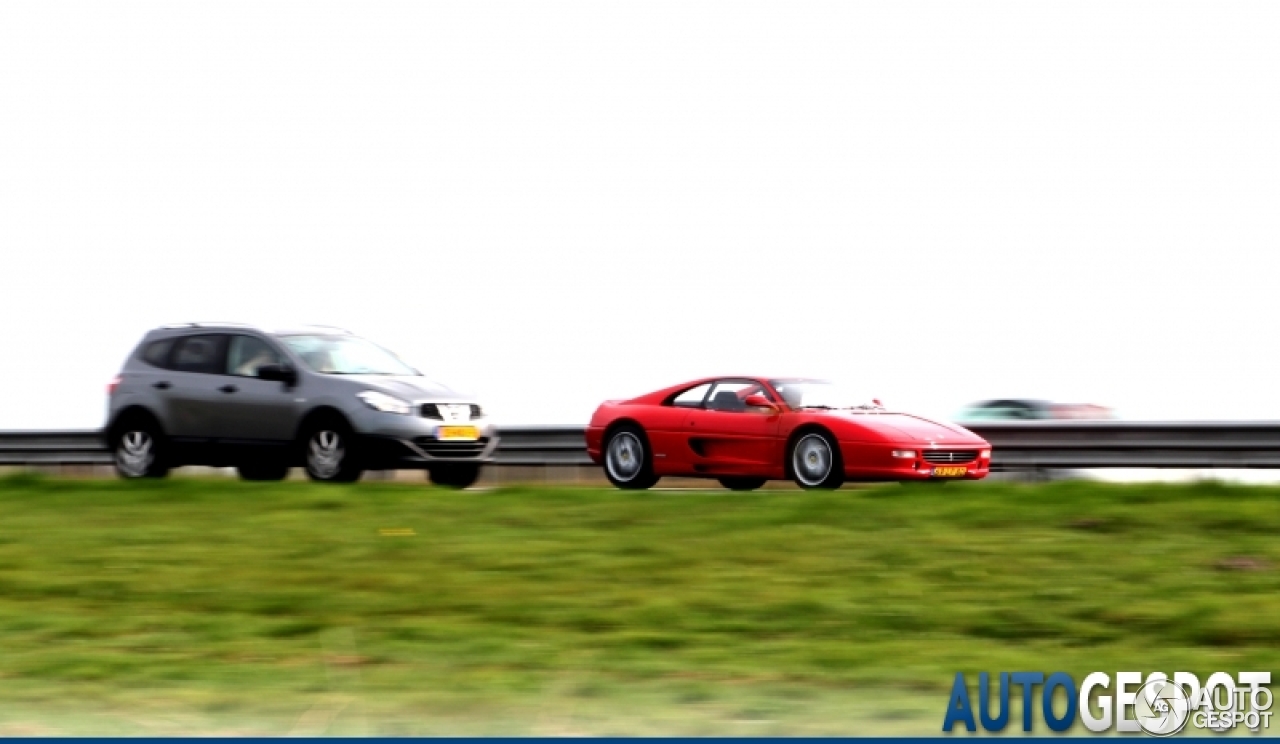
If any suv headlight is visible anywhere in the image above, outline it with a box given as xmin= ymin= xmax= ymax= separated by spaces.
xmin=357 ymin=391 xmax=411 ymax=415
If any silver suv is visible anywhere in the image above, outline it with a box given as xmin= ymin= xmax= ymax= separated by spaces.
xmin=105 ymin=323 xmax=497 ymax=487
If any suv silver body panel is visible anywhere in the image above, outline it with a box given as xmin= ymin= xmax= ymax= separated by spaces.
xmin=106 ymin=324 xmax=497 ymax=470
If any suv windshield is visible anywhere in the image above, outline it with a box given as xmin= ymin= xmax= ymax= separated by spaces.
xmin=279 ymin=335 xmax=419 ymax=376
xmin=770 ymin=379 xmax=879 ymax=410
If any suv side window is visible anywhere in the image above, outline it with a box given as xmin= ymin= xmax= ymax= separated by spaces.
xmin=170 ymin=334 xmax=228 ymax=375
xmin=226 ymin=335 xmax=283 ymax=378
xmin=140 ymin=338 xmax=175 ymax=368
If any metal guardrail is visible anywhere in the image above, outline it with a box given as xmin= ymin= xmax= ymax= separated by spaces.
xmin=482 ymin=427 xmax=593 ymax=466
xmin=4 ymin=422 xmax=1280 ymax=471
xmin=0 ymin=427 xmax=594 ymax=468
xmin=966 ymin=421 xmax=1280 ymax=470
xmin=0 ymin=430 xmax=113 ymax=466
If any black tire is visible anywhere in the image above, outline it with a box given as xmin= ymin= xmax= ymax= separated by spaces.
xmin=788 ymin=430 xmax=845 ymax=490
xmin=109 ymin=414 xmax=170 ymax=479
xmin=603 ymin=424 xmax=659 ymax=490
xmin=718 ymin=476 xmax=767 ymax=491
xmin=429 ymin=464 xmax=481 ymax=489
xmin=237 ymin=463 xmax=290 ymax=481
xmin=300 ymin=416 xmax=364 ymax=483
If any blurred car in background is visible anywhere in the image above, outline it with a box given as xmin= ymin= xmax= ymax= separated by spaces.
xmin=954 ymin=398 xmax=1114 ymax=483
xmin=956 ymin=399 xmax=1115 ymax=422
xmin=106 ymin=322 xmax=496 ymax=487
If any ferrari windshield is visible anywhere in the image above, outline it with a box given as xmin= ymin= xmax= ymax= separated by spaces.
xmin=771 ymin=379 xmax=879 ymax=410
xmin=280 ymin=335 xmax=419 ymax=376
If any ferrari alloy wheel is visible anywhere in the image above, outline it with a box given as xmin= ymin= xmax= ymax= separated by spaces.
xmin=789 ymin=431 xmax=845 ymax=490
xmin=604 ymin=425 xmax=659 ymax=490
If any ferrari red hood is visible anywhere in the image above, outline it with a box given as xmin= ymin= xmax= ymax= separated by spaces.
xmin=837 ymin=412 xmax=983 ymax=444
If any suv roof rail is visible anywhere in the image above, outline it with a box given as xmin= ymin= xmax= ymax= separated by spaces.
xmin=296 ymin=324 xmax=352 ymax=334
xmin=159 ymin=321 xmax=258 ymax=330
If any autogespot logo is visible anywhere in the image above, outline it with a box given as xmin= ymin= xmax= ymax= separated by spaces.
xmin=1134 ymin=677 xmax=1190 ymax=736
xmin=942 ymin=671 xmax=1273 ymax=735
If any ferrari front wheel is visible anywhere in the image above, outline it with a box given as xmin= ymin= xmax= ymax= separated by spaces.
xmin=789 ymin=431 xmax=845 ymax=490
xmin=604 ymin=425 xmax=659 ymax=490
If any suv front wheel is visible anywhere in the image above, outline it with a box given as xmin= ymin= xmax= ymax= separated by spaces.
xmin=301 ymin=418 xmax=364 ymax=483
xmin=429 ymin=463 xmax=481 ymax=489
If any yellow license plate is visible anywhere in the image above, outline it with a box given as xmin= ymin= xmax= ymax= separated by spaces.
xmin=932 ymin=465 xmax=968 ymax=477
xmin=438 ymin=426 xmax=479 ymax=441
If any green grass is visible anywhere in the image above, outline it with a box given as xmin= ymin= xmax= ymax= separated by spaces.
xmin=0 ymin=473 xmax=1277 ymax=734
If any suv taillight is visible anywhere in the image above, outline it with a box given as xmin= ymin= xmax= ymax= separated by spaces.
xmin=107 ymin=375 xmax=121 ymax=395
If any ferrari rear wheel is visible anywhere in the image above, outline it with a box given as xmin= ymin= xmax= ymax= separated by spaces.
xmin=718 ymin=476 xmax=767 ymax=491
xmin=789 ymin=431 xmax=845 ymax=490
xmin=604 ymin=425 xmax=659 ymax=490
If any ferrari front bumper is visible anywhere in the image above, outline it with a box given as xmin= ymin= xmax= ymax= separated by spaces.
xmin=838 ymin=441 xmax=992 ymax=482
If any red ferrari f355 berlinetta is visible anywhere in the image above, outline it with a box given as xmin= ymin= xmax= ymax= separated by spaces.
xmin=586 ymin=377 xmax=992 ymax=490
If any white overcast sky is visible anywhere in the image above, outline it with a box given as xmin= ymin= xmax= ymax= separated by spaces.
xmin=2 ymin=1 xmax=1278 ymax=429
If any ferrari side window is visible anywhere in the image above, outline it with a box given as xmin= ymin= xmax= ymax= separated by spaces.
xmin=670 ymin=384 xmax=712 ymax=408
xmin=706 ymin=381 xmax=763 ymax=413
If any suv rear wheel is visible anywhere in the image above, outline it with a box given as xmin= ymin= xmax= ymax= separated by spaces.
xmin=110 ymin=415 xmax=170 ymax=479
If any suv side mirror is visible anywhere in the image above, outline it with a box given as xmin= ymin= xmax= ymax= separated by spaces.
xmin=744 ymin=394 xmax=778 ymax=411
xmin=257 ymin=363 xmax=297 ymax=385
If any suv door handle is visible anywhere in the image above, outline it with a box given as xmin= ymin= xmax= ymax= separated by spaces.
xmin=153 ymin=381 xmax=171 ymax=390
xmin=219 ymin=384 xmax=238 ymax=394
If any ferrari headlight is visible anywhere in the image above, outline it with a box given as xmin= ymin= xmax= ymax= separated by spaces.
xmin=892 ymin=450 xmax=917 ymax=459
xmin=357 ymin=391 xmax=411 ymax=415
xmin=980 ymin=449 xmax=991 ymax=459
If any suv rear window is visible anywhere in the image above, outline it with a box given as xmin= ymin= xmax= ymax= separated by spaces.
xmin=170 ymin=335 xmax=226 ymax=374
xmin=140 ymin=339 xmax=174 ymax=368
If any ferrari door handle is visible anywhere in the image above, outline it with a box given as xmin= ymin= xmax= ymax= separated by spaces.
xmin=153 ymin=381 xmax=171 ymax=390
xmin=219 ymin=384 xmax=238 ymax=394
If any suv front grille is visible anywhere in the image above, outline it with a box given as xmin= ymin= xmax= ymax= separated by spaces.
xmin=922 ymin=450 xmax=979 ymax=464
xmin=420 ymin=404 xmax=484 ymax=420
xmin=412 ymin=437 xmax=489 ymax=459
